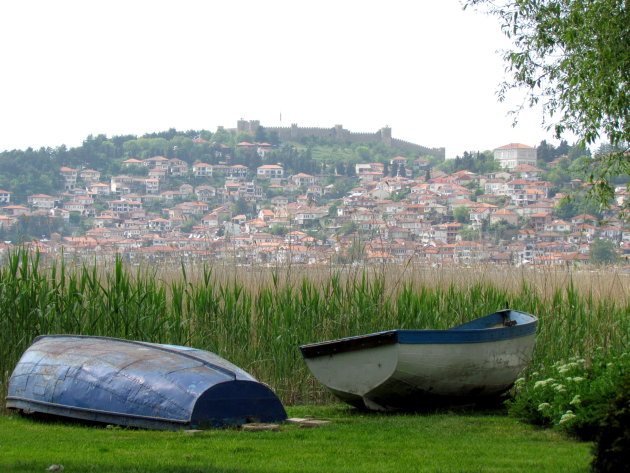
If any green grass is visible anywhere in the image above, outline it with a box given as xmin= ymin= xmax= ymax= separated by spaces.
xmin=0 ymin=406 xmax=592 ymax=473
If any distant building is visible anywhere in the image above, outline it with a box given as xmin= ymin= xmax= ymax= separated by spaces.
xmin=257 ymin=164 xmax=284 ymax=179
xmin=494 ymin=143 xmax=537 ymax=170
xmin=122 ymin=158 xmax=143 ymax=167
xmin=80 ymin=169 xmax=101 ymax=185
xmin=28 ymin=194 xmax=57 ymax=209
xmin=59 ymin=166 xmax=78 ymax=190
xmin=192 ymin=163 xmax=214 ymax=177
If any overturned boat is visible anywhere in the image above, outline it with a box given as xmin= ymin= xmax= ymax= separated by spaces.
xmin=6 ymin=335 xmax=286 ymax=429
xmin=300 ymin=309 xmax=538 ymax=411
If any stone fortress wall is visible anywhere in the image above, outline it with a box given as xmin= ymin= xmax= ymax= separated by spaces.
xmin=231 ymin=120 xmax=445 ymax=159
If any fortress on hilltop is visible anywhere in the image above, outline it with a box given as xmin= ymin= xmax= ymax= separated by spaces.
xmin=229 ymin=120 xmax=445 ymax=159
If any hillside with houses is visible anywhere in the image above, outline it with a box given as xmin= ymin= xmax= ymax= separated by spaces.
xmin=0 ymin=127 xmax=628 ymax=267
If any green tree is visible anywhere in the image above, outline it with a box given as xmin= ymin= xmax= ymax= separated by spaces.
xmin=537 ymin=140 xmax=556 ymax=163
xmin=269 ymin=225 xmax=286 ymax=236
xmin=338 ymin=222 xmax=357 ymax=236
xmin=568 ymin=156 xmax=593 ymax=178
xmin=589 ymin=238 xmax=619 ymax=265
xmin=465 ymin=0 xmax=629 ymax=210
xmin=453 ymin=206 xmax=470 ymax=224
xmin=236 ymin=132 xmax=254 ymax=143
xmin=391 ymin=188 xmax=411 ymax=202
xmin=0 ymin=214 xmax=63 ymax=243
xmin=355 ymin=146 xmax=371 ymax=161
xmin=568 ymin=142 xmax=591 ymax=160
xmin=554 ymin=194 xmax=602 ymax=220
xmin=211 ymin=127 xmax=233 ymax=145
xmin=328 ymin=178 xmax=354 ymax=198
xmin=232 ymin=198 xmax=250 ymax=216
xmin=268 ymin=130 xmax=280 ymax=146
xmin=347 ymin=237 xmax=365 ymax=263
xmin=489 ymin=220 xmax=518 ymax=243
xmin=459 ymin=226 xmax=481 ymax=241
xmin=181 ymin=217 xmax=200 ymax=233
xmin=255 ymin=126 xmax=268 ymax=143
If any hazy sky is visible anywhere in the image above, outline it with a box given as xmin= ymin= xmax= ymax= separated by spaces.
xmin=0 ymin=0 xmax=554 ymax=157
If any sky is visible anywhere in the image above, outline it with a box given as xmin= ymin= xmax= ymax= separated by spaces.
xmin=0 ymin=0 xmax=556 ymax=158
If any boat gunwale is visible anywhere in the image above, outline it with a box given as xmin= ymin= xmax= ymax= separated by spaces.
xmin=5 ymin=396 xmax=190 ymax=425
xmin=299 ymin=310 xmax=537 ymax=358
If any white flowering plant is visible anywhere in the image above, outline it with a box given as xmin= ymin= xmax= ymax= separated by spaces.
xmin=506 ymin=349 xmax=629 ymax=440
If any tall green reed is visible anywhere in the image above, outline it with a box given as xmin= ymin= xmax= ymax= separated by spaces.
xmin=1 ymin=251 xmax=627 ymax=407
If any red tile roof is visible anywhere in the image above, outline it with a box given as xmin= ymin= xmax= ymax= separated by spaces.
xmin=495 ymin=143 xmax=535 ymax=150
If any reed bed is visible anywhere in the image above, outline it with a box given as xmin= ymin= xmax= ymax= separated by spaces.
xmin=1 ymin=251 xmax=628 ymax=407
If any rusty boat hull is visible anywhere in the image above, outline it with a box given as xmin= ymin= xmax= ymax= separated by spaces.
xmin=6 ymin=335 xmax=286 ymax=429
xmin=299 ymin=309 xmax=538 ymax=411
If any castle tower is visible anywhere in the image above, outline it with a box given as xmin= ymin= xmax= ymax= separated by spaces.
xmin=334 ymin=124 xmax=344 ymax=141
xmin=248 ymin=120 xmax=260 ymax=134
xmin=380 ymin=126 xmax=392 ymax=146
xmin=237 ymin=119 xmax=248 ymax=133
xmin=237 ymin=119 xmax=260 ymax=135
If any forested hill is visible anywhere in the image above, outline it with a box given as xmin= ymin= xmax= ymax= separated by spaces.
xmin=0 ymin=130 xmax=213 ymax=202
xmin=0 ymin=128 xmax=439 ymax=203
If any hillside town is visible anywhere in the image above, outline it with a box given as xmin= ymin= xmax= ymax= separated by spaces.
xmin=0 ymin=140 xmax=628 ymax=266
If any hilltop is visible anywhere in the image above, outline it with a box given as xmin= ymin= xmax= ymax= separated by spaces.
xmin=0 ymin=122 xmax=627 ymax=267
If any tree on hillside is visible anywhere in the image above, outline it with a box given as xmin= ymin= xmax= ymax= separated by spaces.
xmin=459 ymin=226 xmax=481 ymax=241
xmin=0 ymin=214 xmax=64 ymax=243
xmin=346 ymin=237 xmax=365 ymax=263
xmin=0 ymin=148 xmax=61 ymax=201
xmin=465 ymin=0 xmax=629 ymax=210
xmin=236 ymin=132 xmax=254 ymax=144
xmin=589 ymin=238 xmax=619 ymax=265
xmin=232 ymin=198 xmax=252 ymax=217
xmin=489 ymin=220 xmax=518 ymax=243
xmin=255 ymin=126 xmax=268 ymax=143
xmin=568 ymin=142 xmax=591 ymax=160
xmin=355 ymin=146 xmax=371 ymax=161
xmin=437 ymin=151 xmax=499 ymax=174
xmin=537 ymin=139 xmax=581 ymax=164
xmin=453 ymin=206 xmax=470 ymax=224
xmin=537 ymin=140 xmax=555 ymax=163
xmin=268 ymin=130 xmax=280 ymax=146
xmin=211 ymin=127 xmax=233 ymax=146
xmin=554 ymin=194 xmax=602 ymax=220
xmin=142 ymin=128 xmax=181 ymax=140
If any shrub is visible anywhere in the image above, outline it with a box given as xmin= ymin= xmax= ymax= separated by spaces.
xmin=591 ymin=374 xmax=630 ymax=473
xmin=507 ymin=349 xmax=630 ymax=440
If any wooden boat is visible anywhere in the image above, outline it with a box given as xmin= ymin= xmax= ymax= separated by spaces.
xmin=6 ymin=335 xmax=286 ymax=429
xmin=299 ymin=309 xmax=538 ymax=411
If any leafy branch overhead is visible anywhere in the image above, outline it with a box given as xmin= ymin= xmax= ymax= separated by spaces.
xmin=464 ymin=0 xmax=629 ymax=210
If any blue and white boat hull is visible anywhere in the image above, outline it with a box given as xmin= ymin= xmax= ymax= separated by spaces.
xmin=7 ymin=335 xmax=287 ymax=429
xmin=300 ymin=310 xmax=537 ymax=411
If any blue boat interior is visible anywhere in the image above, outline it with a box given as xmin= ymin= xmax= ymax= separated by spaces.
xmin=300 ymin=310 xmax=538 ymax=358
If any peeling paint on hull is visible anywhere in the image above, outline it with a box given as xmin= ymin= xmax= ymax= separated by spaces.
xmin=6 ymin=335 xmax=287 ymax=429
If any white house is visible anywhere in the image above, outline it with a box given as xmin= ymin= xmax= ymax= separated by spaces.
xmin=257 ymin=164 xmax=284 ymax=179
xmin=193 ymin=163 xmax=214 ymax=177
xmin=494 ymin=143 xmax=537 ymax=170
xmin=28 ymin=194 xmax=57 ymax=209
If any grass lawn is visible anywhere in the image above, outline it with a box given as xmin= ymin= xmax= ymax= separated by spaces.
xmin=0 ymin=406 xmax=592 ymax=473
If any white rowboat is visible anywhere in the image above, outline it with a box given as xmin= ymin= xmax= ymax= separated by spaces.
xmin=299 ymin=309 xmax=538 ymax=411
